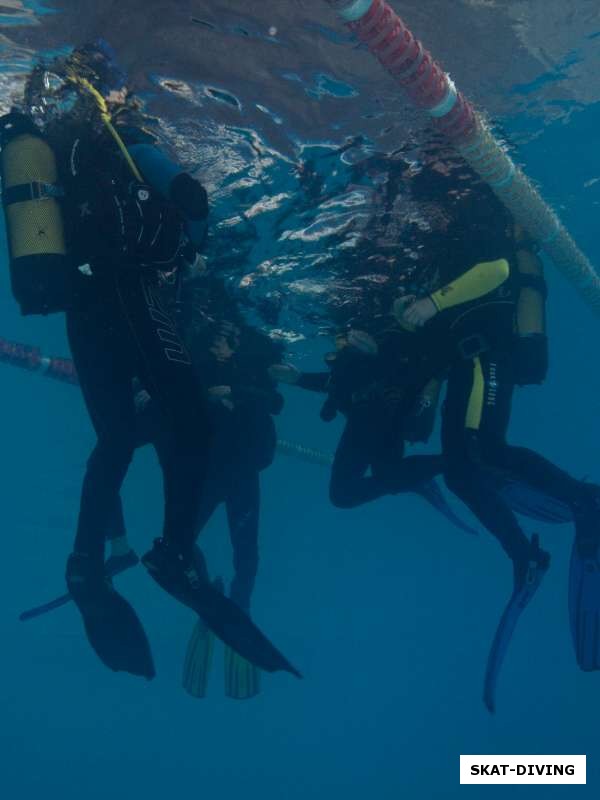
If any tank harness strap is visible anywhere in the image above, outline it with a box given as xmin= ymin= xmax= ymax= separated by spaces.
xmin=518 ymin=273 xmax=548 ymax=299
xmin=2 ymin=181 xmax=65 ymax=206
xmin=65 ymin=73 xmax=144 ymax=183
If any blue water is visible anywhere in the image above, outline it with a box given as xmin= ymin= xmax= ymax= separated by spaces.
xmin=1 ymin=1 xmax=600 ymax=797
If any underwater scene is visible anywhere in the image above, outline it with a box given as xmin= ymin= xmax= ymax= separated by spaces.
xmin=1 ymin=1 xmax=600 ymax=796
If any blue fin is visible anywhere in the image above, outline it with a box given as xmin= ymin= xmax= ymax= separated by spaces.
xmin=569 ymin=507 xmax=600 ymax=671
xmin=416 ymin=480 xmax=478 ymax=536
xmin=483 ymin=536 xmax=550 ymax=713
xmin=497 ymin=479 xmax=573 ymax=524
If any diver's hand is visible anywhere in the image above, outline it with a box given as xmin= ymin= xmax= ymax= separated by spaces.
xmin=400 ymin=296 xmax=438 ymax=328
xmin=393 ymin=295 xmax=415 ymax=324
xmin=347 ymin=329 xmax=378 ymax=355
xmin=269 ymin=364 xmax=300 ymax=385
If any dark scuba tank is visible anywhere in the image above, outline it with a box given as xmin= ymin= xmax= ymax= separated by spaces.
xmin=514 ymin=246 xmax=548 ymax=385
xmin=0 ymin=112 xmax=74 ymax=315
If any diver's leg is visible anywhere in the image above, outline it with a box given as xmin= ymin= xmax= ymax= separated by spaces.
xmin=330 ymin=405 xmax=443 ymax=508
xmin=114 ymin=275 xmax=298 ymax=675
xmin=66 ymin=303 xmax=137 ymax=567
xmin=442 ymin=354 xmax=531 ymax=565
xmin=494 ymin=444 xmax=593 ymax=509
xmin=370 ymin=401 xmax=444 ymax=490
xmin=226 ymin=471 xmax=260 ymax=613
xmin=114 ymin=270 xmax=211 ymax=559
xmin=65 ymin=301 xmax=154 ymax=680
xmin=329 ymin=410 xmax=385 ymax=508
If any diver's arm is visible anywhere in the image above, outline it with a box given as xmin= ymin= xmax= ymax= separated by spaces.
xmin=268 ymin=363 xmax=331 ymax=393
xmin=398 ymin=258 xmax=511 ymax=329
xmin=430 ymin=258 xmax=510 ymax=311
xmin=123 ymin=134 xmax=209 ymax=220
xmin=124 ymin=135 xmax=209 ymax=246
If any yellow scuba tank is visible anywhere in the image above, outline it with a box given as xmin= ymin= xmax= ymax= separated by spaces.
xmin=514 ymin=243 xmax=548 ymax=385
xmin=0 ymin=112 xmax=73 ymax=315
xmin=516 ymin=247 xmax=546 ymax=337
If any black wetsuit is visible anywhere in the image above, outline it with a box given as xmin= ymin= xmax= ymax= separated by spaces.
xmin=298 ymin=330 xmax=443 ymax=509
xmin=189 ymin=324 xmax=283 ymax=612
xmin=423 ymin=250 xmax=592 ymax=564
xmin=51 ymin=121 xmax=210 ymax=565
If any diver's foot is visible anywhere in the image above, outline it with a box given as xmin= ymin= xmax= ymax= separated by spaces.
xmin=143 ymin=539 xmax=302 ymax=678
xmin=66 ymin=552 xmax=155 ymax=680
xmin=66 ymin=552 xmax=112 ymax=615
xmin=142 ymin=538 xmax=207 ymax=613
xmin=484 ymin=537 xmax=550 ymax=714
xmin=105 ymin=549 xmax=139 ymax=577
xmin=512 ymin=534 xmax=550 ymax=592
xmin=142 ymin=540 xmax=244 ymax=622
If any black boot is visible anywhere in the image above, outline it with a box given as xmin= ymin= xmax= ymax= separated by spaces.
xmin=512 ymin=534 xmax=550 ymax=591
xmin=484 ymin=535 xmax=550 ymax=713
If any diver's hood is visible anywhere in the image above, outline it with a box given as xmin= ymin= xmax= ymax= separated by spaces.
xmin=68 ymin=39 xmax=126 ymax=95
xmin=24 ymin=39 xmax=125 ymax=127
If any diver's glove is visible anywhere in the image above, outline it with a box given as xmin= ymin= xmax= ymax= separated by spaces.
xmin=514 ymin=334 xmax=548 ymax=386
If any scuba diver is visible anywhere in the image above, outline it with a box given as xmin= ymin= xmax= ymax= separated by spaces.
xmin=394 ymin=188 xmax=600 ymax=710
xmin=1 ymin=41 xmax=299 ymax=682
xmin=154 ymin=271 xmax=287 ymax=699
xmin=11 ymin=273 xmax=287 ymax=699
xmin=120 ymin=313 xmax=283 ymax=700
xmin=270 ymin=324 xmax=476 ymax=536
